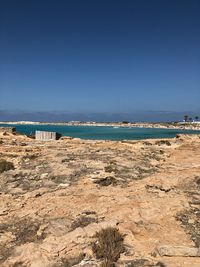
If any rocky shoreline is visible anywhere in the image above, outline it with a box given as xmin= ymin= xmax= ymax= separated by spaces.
xmin=1 ymin=121 xmax=200 ymax=131
xmin=0 ymin=131 xmax=200 ymax=266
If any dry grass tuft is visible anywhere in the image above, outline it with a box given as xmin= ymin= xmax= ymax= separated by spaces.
xmin=70 ymin=215 xmax=97 ymax=230
xmin=92 ymin=227 xmax=124 ymax=266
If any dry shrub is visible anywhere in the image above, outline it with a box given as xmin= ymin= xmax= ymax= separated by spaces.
xmin=70 ymin=215 xmax=97 ymax=231
xmin=155 ymin=140 xmax=171 ymax=146
xmin=95 ymin=177 xmax=117 ymax=186
xmin=92 ymin=227 xmax=124 ymax=265
xmin=0 ymin=159 xmax=14 ymax=173
xmin=100 ymin=260 xmax=115 ymax=267
xmin=105 ymin=164 xmax=117 ymax=173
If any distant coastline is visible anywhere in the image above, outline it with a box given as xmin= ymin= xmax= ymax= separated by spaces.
xmin=1 ymin=121 xmax=200 ymax=131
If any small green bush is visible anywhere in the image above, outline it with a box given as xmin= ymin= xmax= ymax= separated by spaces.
xmin=0 ymin=159 xmax=14 ymax=173
xmin=92 ymin=227 xmax=124 ymax=266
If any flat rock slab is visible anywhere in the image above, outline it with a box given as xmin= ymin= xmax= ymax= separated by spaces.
xmin=157 ymin=245 xmax=200 ymax=257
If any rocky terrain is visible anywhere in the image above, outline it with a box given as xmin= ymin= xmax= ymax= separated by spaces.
xmin=0 ymin=131 xmax=200 ymax=267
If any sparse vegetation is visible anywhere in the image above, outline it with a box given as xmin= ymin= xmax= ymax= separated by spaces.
xmin=92 ymin=227 xmax=124 ymax=266
xmin=100 ymin=260 xmax=115 ymax=267
xmin=104 ymin=162 xmax=118 ymax=173
xmin=70 ymin=215 xmax=97 ymax=230
xmin=155 ymin=140 xmax=171 ymax=146
xmin=176 ymin=206 xmax=200 ymax=247
xmin=95 ymin=176 xmax=117 ymax=186
xmin=0 ymin=159 xmax=14 ymax=173
xmin=126 ymin=259 xmax=166 ymax=267
xmin=176 ymin=176 xmax=200 ymax=247
xmin=23 ymin=154 xmax=38 ymax=160
xmin=0 ymin=218 xmax=44 ymax=246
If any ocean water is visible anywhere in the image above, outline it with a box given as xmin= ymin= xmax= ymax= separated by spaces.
xmin=1 ymin=124 xmax=200 ymax=140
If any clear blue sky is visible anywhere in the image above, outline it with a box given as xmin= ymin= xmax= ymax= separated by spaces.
xmin=0 ymin=0 xmax=200 ymax=116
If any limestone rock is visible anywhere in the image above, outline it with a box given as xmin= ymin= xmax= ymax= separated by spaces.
xmin=157 ymin=245 xmax=200 ymax=257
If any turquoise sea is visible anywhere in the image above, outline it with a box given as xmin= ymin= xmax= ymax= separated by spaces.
xmin=1 ymin=124 xmax=200 ymax=140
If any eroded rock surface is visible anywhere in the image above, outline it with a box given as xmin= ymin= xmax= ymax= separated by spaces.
xmin=0 ymin=132 xmax=200 ymax=266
